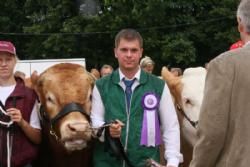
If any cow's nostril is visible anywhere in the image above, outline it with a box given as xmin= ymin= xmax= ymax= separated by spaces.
xmin=68 ymin=124 xmax=77 ymax=132
xmin=67 ymin=122 xmax=89 ymax=132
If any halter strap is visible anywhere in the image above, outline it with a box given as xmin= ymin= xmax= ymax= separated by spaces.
xmin=50 ymin=102 xmax=89 ymax=128
xmin=176 ymin=104 xmax=198 ymax=128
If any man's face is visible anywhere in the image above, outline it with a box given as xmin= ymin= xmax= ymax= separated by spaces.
xmin=0 ymin=52 xmax=16 ymax=79
xmin=114 ymin=39 xmax=143 ymax=72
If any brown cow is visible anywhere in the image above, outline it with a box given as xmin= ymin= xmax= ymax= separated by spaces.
xmin=30 ymin=63 xmax=95 ymax=167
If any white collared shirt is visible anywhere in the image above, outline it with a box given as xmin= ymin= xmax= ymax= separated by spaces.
xmin=91 ymin=68 xmax=183 ymax=167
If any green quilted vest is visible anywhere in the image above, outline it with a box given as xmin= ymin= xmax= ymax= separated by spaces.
xmin=93 ymin=70 xmax=165 ymax=167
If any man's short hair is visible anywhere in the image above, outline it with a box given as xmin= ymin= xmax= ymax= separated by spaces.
xmin=237 ymin=0 xmax=250 ymax=33
xmin=115 ymin=29 xmax=143 ymax=48
xmin=101 ymin=64 xmax=113 ymax=71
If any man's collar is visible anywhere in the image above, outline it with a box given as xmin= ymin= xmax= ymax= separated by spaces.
xmin=118 ymin=68 xmax=141 ymax=81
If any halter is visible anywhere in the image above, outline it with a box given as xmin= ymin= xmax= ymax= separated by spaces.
xmin=40 ymin=102 xmax=90 ymax=141
xmin=0 ymin=102 xmax=14 ymax=167
xmin=176 ymin=103 xmax=198 ymax=128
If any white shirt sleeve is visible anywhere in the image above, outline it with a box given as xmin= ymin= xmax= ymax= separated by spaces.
xmin=90 ymin=85 xmax=105 ymax=128
xmin=29 ymin=100 xmax=41 ymax=130
xmin=159 ymin=84 xmax=183 ymax=167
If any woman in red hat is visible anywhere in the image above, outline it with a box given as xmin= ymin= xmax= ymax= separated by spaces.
xmin=0 ymin=41 xmax=41 ymax=167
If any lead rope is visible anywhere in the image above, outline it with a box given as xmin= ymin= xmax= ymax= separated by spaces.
xmin=0 ymin=105 xmax=13 ymax=167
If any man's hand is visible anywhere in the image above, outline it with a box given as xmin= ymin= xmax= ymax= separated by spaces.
xmin=109 ymin=119 xmax=124 ymax=138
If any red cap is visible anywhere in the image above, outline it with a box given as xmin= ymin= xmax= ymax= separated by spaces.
xmin=229 ymin=40 xmax=244 ymax=50
xmin=0 ymin=41 xmax=16 ymax=55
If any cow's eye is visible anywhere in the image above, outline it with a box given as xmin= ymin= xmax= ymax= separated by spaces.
xmin=184 ymin=98 xmax=193 ymax=106
xmin=45 ymin=93 xmax=56 ymax=105
xmin=47 ymin=96 xmax=53 ymax=103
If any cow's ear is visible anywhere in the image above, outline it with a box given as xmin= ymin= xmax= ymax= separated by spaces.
xmin=30 ymin=70 xmax=39 ymax=86
xmin=86 ymin=71 xmax=96 ymax=89
xmin=161 ymin=66 xmax=179 ymax=87
xmin=161 ymin=66 xmax=182 ymax=99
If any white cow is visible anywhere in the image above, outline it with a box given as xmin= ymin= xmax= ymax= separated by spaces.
xmin=161 ymin=66 xmax=206 ymax=167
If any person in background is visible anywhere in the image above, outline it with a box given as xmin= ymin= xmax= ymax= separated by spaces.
xmin=190 ymin=0 xmax=250 ymax=166
xmin=140 ymin=56 xmax=155 ymax=74
xmin=229 ymin=40 xmax=244 ymax=50
xmin=90 ymin=68 xmax=101 ymax=79
xmin=170 ymin=68 xmax=182 ymax=77
xmin=14 ymin=71 xmax=26 ymax=80
xmin=100 ymin=64 xmax=113 ymax=77
xmin=91 ymin=29 xmax=182 ymax=167
xmin=204 ymin=62 xmax=209 ymax=70
xmin=0 ymin=41 xmax=41 ymax=167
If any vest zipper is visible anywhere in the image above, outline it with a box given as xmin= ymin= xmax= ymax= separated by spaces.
xmin=123 ymin=89 xmax=130 ymax=151
xmin=121 ymin=82 xmax=139 ymax=167
xmin=124 ymin=87 xmax=137 ymax=167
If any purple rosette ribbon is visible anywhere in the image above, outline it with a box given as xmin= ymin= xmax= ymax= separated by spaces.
xmin=140 ymin=92 xmax=162 ymax=147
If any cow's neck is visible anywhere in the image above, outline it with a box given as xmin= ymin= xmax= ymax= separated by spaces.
xmin=182 ymin=119 xmax=197 ymax=147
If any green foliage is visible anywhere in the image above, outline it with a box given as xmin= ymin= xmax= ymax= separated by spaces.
xmin=0 ymin=0 xmax=240 ymax=74
xmin=161 ymin=34 xmax=196 ymax=68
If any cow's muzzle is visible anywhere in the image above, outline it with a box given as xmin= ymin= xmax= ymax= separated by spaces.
xmin=41 ymin=102 xmax=90 ymax=141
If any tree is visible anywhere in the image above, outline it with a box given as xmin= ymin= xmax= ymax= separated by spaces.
xmin=0 ymin=0 xmax=239 ymax=74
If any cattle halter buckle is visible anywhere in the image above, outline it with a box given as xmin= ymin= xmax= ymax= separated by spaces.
xmin=49 ymin=126 xmax=59 ymax=141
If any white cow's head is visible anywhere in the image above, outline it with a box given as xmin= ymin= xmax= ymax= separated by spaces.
xmin=161 ymin=67 xmax=206 ymax=146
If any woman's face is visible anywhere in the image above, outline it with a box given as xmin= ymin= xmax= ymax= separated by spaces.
xmin=143 ymin=64 xmax=154 ymax=74
xmin=0 ymin=52 xmax=16 ymax=80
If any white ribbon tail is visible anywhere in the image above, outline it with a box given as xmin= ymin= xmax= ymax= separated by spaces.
xmin=146 ymin=109 xmax=156 ymax=147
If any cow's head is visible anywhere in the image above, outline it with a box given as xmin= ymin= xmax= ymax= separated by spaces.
xmin=31 ymin=63 xmax=95 ymax=151
xmin=161 ymin=67 xmax=206 ymax=146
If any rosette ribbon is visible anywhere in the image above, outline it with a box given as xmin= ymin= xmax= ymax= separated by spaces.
xmin=140 ymin=92 xmax=161 ymax=147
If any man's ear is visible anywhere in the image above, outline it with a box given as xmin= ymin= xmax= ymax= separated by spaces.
xmin=140 ymin=48 xmax=143 ymax=58
xmin=238 ymin=17 xmax=244 ymax=33
xmin=114 ymin=48 xmax=118 ymax=58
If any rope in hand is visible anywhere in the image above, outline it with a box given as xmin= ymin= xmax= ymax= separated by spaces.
xmin=0 ymin=105 xmax=14 ymax=167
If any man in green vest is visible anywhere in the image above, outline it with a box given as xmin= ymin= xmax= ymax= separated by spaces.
xmin=91 ymin=28 xmax=182 ymax=167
